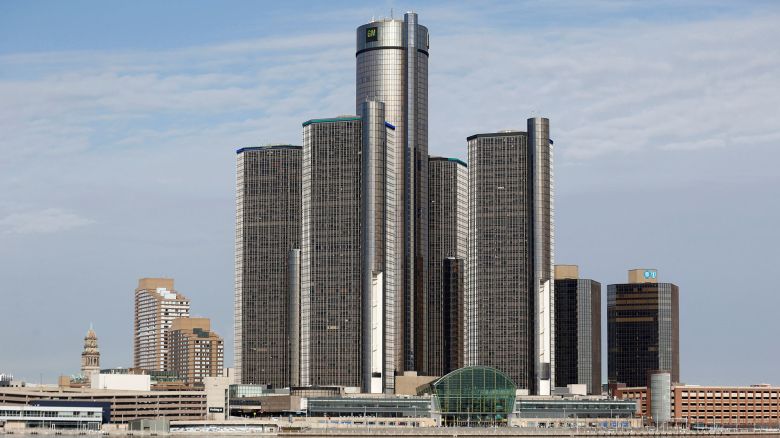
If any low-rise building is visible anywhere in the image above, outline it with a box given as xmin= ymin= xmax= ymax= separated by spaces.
xmin=0 ymin=405 xmax=102 ymax=430
xmin=617 ymin=383 xmax=780 ymax=428
xmin=0 ymin=386 xmax=205 ymax=424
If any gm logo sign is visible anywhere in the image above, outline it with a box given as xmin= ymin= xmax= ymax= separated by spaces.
xmin=643 ymin=270 xmax=657 ymax=280
xmin=366 ymin=27 xmax=378 ymax=42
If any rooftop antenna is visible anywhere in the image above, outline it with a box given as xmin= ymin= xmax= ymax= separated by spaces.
xmin=391 ymin=8 xmax=394 ymax=19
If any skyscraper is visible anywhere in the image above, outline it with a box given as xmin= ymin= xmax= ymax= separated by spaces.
xmin=235 ymin=145 xmax=301 ymax=386
xmin=553 ymin=265 xmax=601 ymax=395
xmin=427 ymin=157 xmax=468 ymax=376
xmin=300 ymin=102 xmax=398 ymax=393
xmin=133 ymin=278 xmax=190 ymax=372
xmin=467 ymin=118 xmax=554 ymax=394
xmin=356 ymin=12 xmax=429 ymax=372
xmin=608 ymin=269 xmax=680 ymax=387
xmin=168 ymin=317 xmax=224 ymax=387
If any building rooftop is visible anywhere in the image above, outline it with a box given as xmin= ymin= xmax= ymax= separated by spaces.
xmin=429 ymin=156 xmax=467 ymax=167
xmin=235 ymin=145 xmax=301 ymax=155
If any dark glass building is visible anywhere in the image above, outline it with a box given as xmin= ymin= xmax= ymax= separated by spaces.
xmin=553 ymin=265 xmax=601 ymax=394
xmin=300 ymin=102 xmax=399 ymax=393
xmin=234 ymin=145 xmax=301 ymax=386
xmin=427 ymin=157 xmax=467 ymax=377
xmin=608 ymin=269 xmax=680 ymax=387
xmin=356 ymin=13 xmax=429 ymax=373
xmin=466 ymin=120 xmax=554 ymax=395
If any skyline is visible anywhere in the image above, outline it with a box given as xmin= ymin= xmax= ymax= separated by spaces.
xmin=1 ymin=0 xmax=780 ymax=385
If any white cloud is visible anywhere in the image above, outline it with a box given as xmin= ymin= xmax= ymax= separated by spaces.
xmin=0 ymin=209 xmax=95 ymax=235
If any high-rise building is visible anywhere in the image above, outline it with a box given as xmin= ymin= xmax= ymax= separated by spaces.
xmin=300 ymin=102 xmax=398 ymax=393
xmin=133 ymin=278 xmax=190 ymax=372
xmin=553 ymin=265 xmax=601 ymax=395
xmin=356 ymin=12 xmax=429 ymax=372
xmin=427 ymin=157 xmax=467 ymax=376
xmin=235 ymin=145 xmax=301 ymax=387
xmin=80 ymin=325 xmax=100 ymax=378
xmin=168 ymin=317 xmax=224 ymax=387
xmin=466 ymin=119 xmax=554 ymax=394
xmin=608 ymin=269 xmax=680 ymax=387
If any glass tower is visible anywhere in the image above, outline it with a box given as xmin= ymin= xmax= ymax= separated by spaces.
xmin=300 ymin=103 xmax=398 ymax=393
xmin=553 ymin=265 xmax=601 ymax=395
xmin=427 ymin=157 xmax=468 ymax=376
xmin=608 ymin=269 xmax=680 ymax=387
xmin=234 ymin=145 xmax=301 ymax=386
xmin=466 ymin=118 xmax=554 ymax=394
xmin=356 ymin=12 xmax=429 ymax=373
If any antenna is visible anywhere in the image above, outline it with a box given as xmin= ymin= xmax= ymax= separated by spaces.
xmin=391 ymin=8 xmax=394 ymax=19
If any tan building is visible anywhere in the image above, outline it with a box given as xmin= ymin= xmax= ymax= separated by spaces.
xmin=617 ymin=384 xmax=780 ymax=428
xmin=134 ymin=278 xmax=190 ymax=372
xmin=0 ymin=386 xmax=205 ymax=424
xmin=168 ymin=318 xmax=224 ymax=387
xmin=81 ymin=325 xmax=100 ymax=378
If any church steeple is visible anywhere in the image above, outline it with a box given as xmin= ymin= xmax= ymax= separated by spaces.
xmin=81 ymin=324 xmax=100 ymax=378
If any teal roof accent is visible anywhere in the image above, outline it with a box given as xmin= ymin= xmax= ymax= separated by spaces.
xmin=430 ymin=156 xmax=467 ymax=167
xmin=302 ymin=117 xmax=361 ymax=127
xmin=236 ymin=145 xmax=300 ymax=154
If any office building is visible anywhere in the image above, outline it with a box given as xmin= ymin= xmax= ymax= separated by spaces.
xmin=356 ymin=12 xmax=429 ymax=372
xmin=133 ymin=278 xmax=190 ymax=372
xmin=607 ymin=269 xmax=680 ymax=387
xmin=234 ymin=145 xmax=301 ymax=387
xmin=427 ymin=157 xmax=467 ymax=376
xmin=300 ymin=102 xmax=398 ymax=393
xmin=553 ymin=265 xmax=601 ymax=395
xmin=81 ymin=325 xmax=100 ymax=379
xmin=617 ymin=383 xmax=780 ymax=428
xmin=466 ymin=119 xmax=554 ymax=394
xmin=168 ymin=318 xmax=224 ymax=387
xmin=608 ymin=269 xmax=679 ymax=387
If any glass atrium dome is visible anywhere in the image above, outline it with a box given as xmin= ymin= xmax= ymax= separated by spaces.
xmin=421 ymin=366 xmax=517 ymax=427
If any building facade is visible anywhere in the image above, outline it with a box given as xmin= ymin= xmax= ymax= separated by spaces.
xmin=617 ymin=384 xmax=780 ymax=428
xmin=427 ymin=157 xmax=467 ymax=376
xmin=81 ymin=326 xmax=100 ymax=378
xmin=356 ymin=12 xmax=429 ymax=373
xmin=608 ymin=269 xmax=679 ymax=387
xmin=234 ymin=145 xmax=301 ymax=387
xmin=553 ymin=265 xmax=601 ymax=395
xmin=300 ymin=104 xmax=398 ymax=393
xmin=133 ymin=278 xmax=190 ymax=372
xmin=0 ymin=387 xmax=206 ymax=424
xmin=168 ymin=318 xmax=224 ymax=387
xmin=466 ymin=119 xmax=554 ymax=394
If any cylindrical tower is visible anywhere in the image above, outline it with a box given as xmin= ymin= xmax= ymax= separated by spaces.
xmin=649 ymin=371 xmax=672 ymax=425
xmin=356 ymin=12 xmax=429 ymax=374
xmin=529 ymin=117 xmax=554 ymax=395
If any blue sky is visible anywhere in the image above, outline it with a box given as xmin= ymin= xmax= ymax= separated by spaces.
xmin=1 ymin=0 xmax=779 ymax=385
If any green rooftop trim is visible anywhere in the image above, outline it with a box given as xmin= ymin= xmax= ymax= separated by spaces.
xmin=430 ymin=156 xmax=467 ymax=167
xmin=302 ymin=117 xmax=361 ymax=127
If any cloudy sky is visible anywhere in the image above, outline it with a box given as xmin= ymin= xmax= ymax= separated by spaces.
xmin=1 ymin=0 xmax=779 ymax=385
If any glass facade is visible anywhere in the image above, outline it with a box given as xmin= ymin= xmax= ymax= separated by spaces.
xmin=467 ymin=125 xmax=554 ymax=393
xmin=301 ymin=118 xmax=363 ymax=388
xmin=235 ymin=145 xmax=301 ymax=386
xmin=554 ymin=278 xmax=601 ymax=394
xmin=429 ymin=366 xmax=517 ymax=427
xmin=356 ymin=13 xmax=429 ymax=373
xmin=608 ymin=282 xmax=680 ymax=387
xmin=427 ymin=157 xmax=467 ymax=376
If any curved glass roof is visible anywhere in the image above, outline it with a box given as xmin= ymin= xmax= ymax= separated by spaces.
xmin=428 ymin=366 xmax=517 ymax=426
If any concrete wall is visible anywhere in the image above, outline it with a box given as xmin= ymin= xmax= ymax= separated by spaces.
xmin=91 ymin=373 xmax=151 ymax=391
